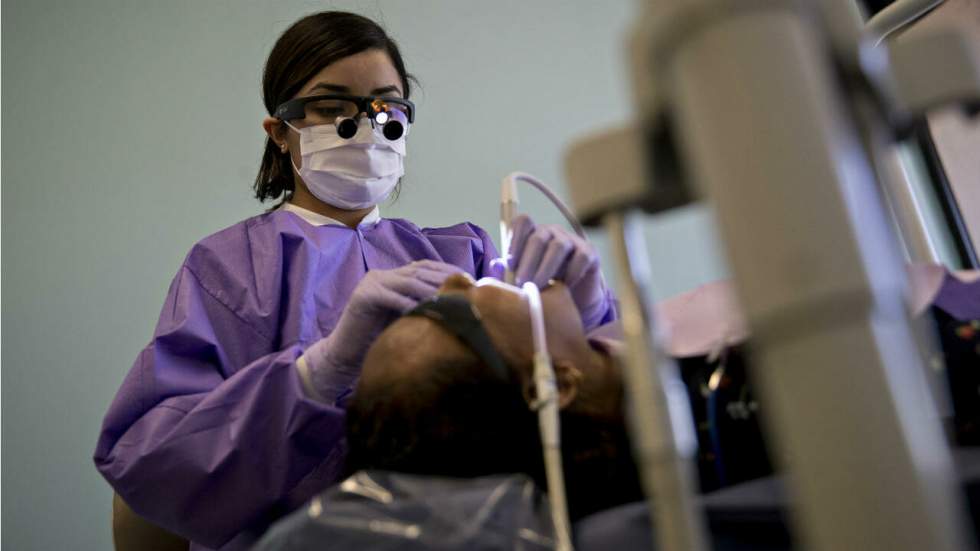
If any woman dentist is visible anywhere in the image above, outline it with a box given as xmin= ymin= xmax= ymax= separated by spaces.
xmin=95 ymin=11 xmax=615 ymax=550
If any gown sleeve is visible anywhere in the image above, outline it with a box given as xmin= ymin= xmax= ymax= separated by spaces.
xmin=419 ymin=222 xmax=502 ymax=280
xmin=473 ymin=223 xmax=502 ymax=279
xmin=94 ymin=263 xmax=347 ymax=548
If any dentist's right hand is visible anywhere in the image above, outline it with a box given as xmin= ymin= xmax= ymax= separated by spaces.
xmin=300 ymin=260 xmax=463 ymax=402
xmin=508 ymin=214 xmax=614 ymax=331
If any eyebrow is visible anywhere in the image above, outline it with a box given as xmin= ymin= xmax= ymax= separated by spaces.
xmin=309 ymin=82 xmax=403 ymax=96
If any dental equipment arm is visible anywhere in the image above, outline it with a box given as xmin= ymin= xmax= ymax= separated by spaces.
xmin=523 ymin=282 xmax=574 ymax=551
xmin=866 ymin=0 xmax=944 ymax=45
xmin=563 ymin=0 xmax=980 ymax=550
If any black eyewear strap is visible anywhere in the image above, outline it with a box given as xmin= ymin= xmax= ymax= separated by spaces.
xmin=273 ymin=94 xmax=416 ymax=123
xmin=405 ymin=294 xmax=512 ymax=382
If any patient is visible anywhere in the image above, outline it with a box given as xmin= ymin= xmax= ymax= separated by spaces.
xmin=343 ymin=273 xmax=643 ymax=521
xmin=256 ymin=268 xmax=980 ymax=549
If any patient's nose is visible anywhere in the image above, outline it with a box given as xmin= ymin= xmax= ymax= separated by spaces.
xmin=439 ymin=272 xmax=476 ymax=294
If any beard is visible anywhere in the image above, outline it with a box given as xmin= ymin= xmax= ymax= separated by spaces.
xmin=559 ymin=408 xmax=644 ymax=520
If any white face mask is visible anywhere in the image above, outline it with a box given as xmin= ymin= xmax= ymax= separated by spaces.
xmin=286 ymin=118 xmax=407 ymax=210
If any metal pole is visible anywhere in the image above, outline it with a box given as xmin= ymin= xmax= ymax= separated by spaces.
xmin=605 ymin=210 xmax=709 ymax=551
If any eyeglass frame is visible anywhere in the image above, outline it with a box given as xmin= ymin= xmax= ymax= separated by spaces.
xmin=273 ymin=94 xmax=416 ymax=125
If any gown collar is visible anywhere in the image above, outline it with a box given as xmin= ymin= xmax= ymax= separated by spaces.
xmin=281 ymin=202 xmax=381 ymax=228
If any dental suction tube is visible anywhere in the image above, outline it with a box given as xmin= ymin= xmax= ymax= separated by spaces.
xmin=523 ymin=282 xmax=574 ymax=551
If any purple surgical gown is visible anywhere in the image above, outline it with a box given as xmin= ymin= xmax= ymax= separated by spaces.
xmin=94 ymin=210 xmax=505 ymax=550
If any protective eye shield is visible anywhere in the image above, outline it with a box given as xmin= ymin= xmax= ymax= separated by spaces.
xmin=404 ymin=294 xmax=511 ymax=382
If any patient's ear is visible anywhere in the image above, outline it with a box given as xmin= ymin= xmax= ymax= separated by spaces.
xmin=520 ymin=360 xmax=582 ymax=410
xmin=555 ymin=361 xmax=583 ymax=409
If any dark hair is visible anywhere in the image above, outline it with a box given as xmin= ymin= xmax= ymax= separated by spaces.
xmin=345 ymin=349 xmax=543 ymax=480
xmin=254 ymin=11 xmax=414 ymax=204
xmin=344 ymin=345 xmax=643 ymax=521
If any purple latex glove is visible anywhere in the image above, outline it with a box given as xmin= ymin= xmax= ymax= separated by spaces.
xmin=509 ymin=214 xmax=613 ymax=329
xmin=303 ymin=260 xmax=462 ymax=401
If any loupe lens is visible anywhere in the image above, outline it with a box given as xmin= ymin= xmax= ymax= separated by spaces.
xmin=382 ymin=120 xmax=405 ymax=140
xmin=336 ymin=117 xmax=358 ymax=139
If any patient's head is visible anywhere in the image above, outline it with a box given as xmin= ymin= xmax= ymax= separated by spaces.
xmin=344 ymin=273 xmax=641 ymax=519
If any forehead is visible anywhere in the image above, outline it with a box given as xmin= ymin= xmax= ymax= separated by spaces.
xmin=469 ymin=278 xmax=572 ymax=314
xmin=464 ymin=279 xmax=573 ymax=353
xmin=298 ymin=49 xmax=401 ymax=95
xmin=467 ymin=278 xmax=525 ymax=315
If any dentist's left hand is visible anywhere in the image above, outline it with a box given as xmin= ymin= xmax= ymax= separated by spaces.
xmin=301 ymin=260 xmax=462 ymax=401
xmin=508 ymin=214 xmax=615 ymax=330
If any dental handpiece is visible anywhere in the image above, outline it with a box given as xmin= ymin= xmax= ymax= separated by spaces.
xmin=500 ymin=175 xmax=520 ymax=285
xmin=499 ymin=172 xmax=589 ymax=285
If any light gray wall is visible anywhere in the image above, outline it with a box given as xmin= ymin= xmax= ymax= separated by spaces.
xmin=1 ymin=1 xmax=727 ymax=549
